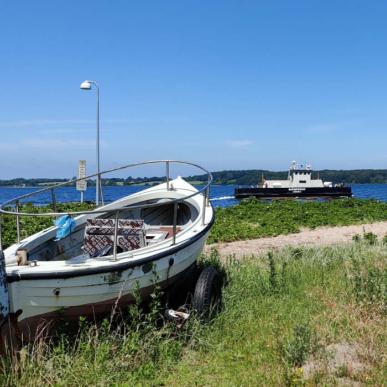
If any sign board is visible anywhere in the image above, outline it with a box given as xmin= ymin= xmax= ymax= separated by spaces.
xmin=76 ymin=160 xmax=87 ymax=191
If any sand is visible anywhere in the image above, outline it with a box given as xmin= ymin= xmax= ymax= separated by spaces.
xmin=205 ymin=221 xmax=387 ymax=259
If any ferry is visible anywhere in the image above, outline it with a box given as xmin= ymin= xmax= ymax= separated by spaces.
xmin=234 ymin=161 xmax=352 ymax=199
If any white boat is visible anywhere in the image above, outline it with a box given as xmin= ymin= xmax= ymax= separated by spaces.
xmin=0 ymin=160 xmax=215 ymax=341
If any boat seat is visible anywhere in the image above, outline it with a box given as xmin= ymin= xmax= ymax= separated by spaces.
xmin=82 ymin=218 xmax=146 ymax=257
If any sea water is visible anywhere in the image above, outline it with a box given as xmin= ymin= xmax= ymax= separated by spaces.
xmin=0 ymin=184 xmax=386 ymax=208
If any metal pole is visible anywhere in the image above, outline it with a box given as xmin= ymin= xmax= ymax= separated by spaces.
xmin=113 ymin=211 xmax=119 ymax=261
xmin=80 ymin=191 xmax=84 ymax=204
xmin=16 ymin=200 xmax=20 ymax=243
xmin=96 ymin=84 xmax=100 ymax=207
xmin=206 ymin=175 xmax=211 ymax=206
xmin=202 ymin=190 xmax=207 ymax=225
xmin=99 ymin=177 xmax=104 ymax=206
xmin=166 ymin=161 xmax=170 ymax=190
xmin=51 ymin=189 xmax=57 ymax=211
xmin=0 ymin=214 xmax=2 ymax=251
xmin=202 ymin=176 xmax=211 ymax=225
xmin=172 ymin=202 xmax=178 ymax=245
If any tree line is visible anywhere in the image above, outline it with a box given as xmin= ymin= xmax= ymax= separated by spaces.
xmin=1 ymin=169 xmax=387 ymax=186
xmin=187 ymin=169 xmax=387 ymax=185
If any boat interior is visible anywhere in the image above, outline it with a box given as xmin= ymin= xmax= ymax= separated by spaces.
xmin=13 ymin=199 xmax=199 ymax=264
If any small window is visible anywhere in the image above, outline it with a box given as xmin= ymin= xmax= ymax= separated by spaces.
xmin=300 ymin=180 xmax=306 ymax=183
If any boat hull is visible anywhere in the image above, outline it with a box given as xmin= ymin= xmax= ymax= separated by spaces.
xmin=234 ymin=186 xmax=352 ymax=199
xmin=9 ymin=231 xmax=208 ymax=340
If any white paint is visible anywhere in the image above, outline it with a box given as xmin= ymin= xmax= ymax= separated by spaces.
xmin=76 ymin=160 xmax=87 ymax=192
xmin=262 ymin=161 xmax=332 ymax=189
xmin=4 ymin=177 xmax=213 ymax=322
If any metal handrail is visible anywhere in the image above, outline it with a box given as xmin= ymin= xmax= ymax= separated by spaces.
xmin=0 ymin=160 xmax=213 ymax=251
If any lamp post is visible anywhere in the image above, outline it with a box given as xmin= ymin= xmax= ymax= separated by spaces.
xmin=80 ymin=80 xmax=101 ymax=206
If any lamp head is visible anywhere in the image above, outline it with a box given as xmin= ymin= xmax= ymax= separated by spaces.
xmin=80 ymin=80 xmax=92 ymax=90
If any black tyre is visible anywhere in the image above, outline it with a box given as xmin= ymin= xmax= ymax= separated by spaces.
xmin=192 ymin=266 xmax=222 ymax=318
xmin=166 ymin=265 xmax=199 ymax=309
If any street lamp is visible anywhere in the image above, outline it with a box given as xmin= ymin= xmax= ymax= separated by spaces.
xmin=80 ymin=80 xmax=102 ymax=206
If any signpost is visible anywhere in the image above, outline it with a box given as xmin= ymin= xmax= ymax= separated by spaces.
xmin=76 ymin=160 xmax=87 ymax=203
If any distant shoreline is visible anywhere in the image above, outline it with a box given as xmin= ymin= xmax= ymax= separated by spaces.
xmin=1 ymin=182 xmax=387 ymax=189
xmin=1 ymin=168 xmax=387 ymax=187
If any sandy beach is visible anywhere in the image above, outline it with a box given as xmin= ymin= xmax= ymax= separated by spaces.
xmin=205 ymin=221 xmax=387 ymax=259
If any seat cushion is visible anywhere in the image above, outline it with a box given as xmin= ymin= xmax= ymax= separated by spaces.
xmin=83 ymin=218 xmax=146 ymax=257
xmin=83 ymin=235 xmax=113 ymax=258
xmin=118 ymin=219 xmax=144 ymax=228
xmin=118 ymin=229 xmax=145 ymax=251
xmin=86 ymin=218 xmax=115 ymax=227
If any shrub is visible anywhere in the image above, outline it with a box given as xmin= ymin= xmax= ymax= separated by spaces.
xmin=349 ymin=254 xmax=386 ymax=312
xmin=363 ymin=232 xmax=378 ymax=245
xmin=282 ymin=323 xmax=316 ymax=367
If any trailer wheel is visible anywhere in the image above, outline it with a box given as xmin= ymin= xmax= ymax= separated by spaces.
xmin=192 ymin=266 xmax=222 ymax=318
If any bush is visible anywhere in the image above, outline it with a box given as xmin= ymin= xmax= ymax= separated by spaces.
xmin=282 ymin=323 xmax=316 ymax=367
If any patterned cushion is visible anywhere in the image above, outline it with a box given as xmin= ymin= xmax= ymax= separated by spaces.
xmin=86 ymin=227 xmax=144 ymax=237
xmin=83 ymin=218 xmax=145 ymax=257
xmin=118 ymin=219 xmax=144 ymax=228
xmin=117 ymin=229 xmax=145 ymax=251
xmin=82 ymin=235 xmax=113 ymax=257
xmin=86 ymin=218 xmax=115 ymax=227
xmin=86 ymin=226 xmax=115 ymax=235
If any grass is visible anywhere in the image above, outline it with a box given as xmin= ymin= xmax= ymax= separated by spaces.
xmin=208 ymin=198 xmax=387 ymax=243
xmin=0 ymin=199 xmax=386 ymax=384
xmin=161 ymin=242 xmax=386 ymax=386
xmin=1 ymin=241 xmax=385 ymax=385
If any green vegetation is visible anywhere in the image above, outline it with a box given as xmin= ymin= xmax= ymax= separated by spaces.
xmin=1 ymin=202 xmax=95 ymax=249
xmin=208 ymin=198 xmax=387 ymax=243
xmin=0 ymin=177 xmax=163 ymax=187
xmin=1 ymin=243 xmax=385 ymax=385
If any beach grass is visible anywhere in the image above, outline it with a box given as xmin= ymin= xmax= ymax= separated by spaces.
xmin=1 ymin=241 xmax=385 ymax=386
xmin=208 ymin=198 xmax=387 ymax=243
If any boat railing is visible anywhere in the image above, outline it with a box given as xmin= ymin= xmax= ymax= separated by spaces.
xmin=0 ymin=160 xmax=212 ymax=256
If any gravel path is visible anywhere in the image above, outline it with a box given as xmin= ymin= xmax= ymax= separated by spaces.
xmin=205 ymin=221 xmax=387 ymax=259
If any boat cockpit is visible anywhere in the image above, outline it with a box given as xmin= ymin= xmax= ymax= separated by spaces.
xmin=11 ymin=200 xmax=199 ymax=265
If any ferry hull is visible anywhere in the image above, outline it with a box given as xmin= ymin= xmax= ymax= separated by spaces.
xmin=235 ymin=186 xmax=352 ymax=199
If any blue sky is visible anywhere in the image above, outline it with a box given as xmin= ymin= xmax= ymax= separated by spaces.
xmin=1 ymin=1 xmax=387 ymax=178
